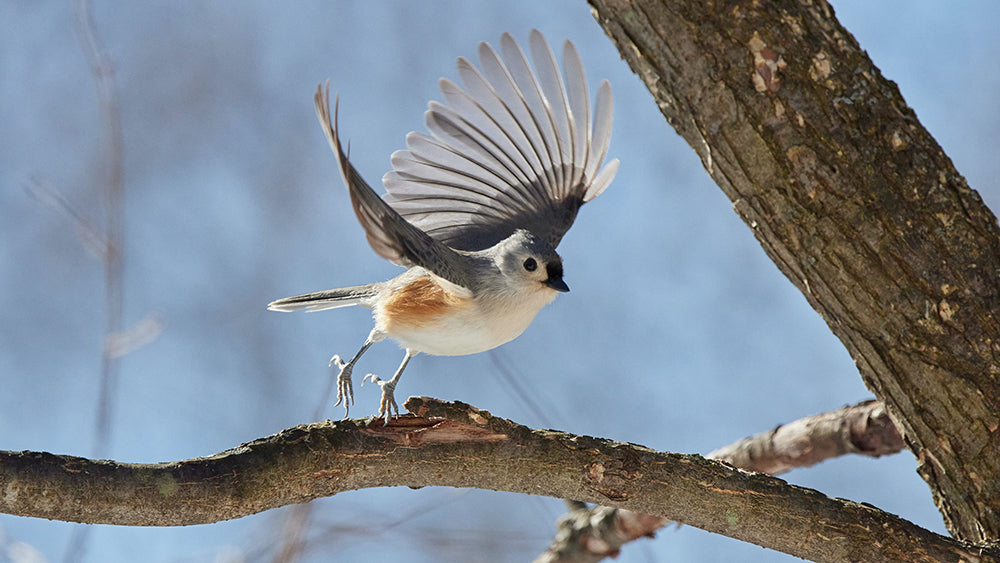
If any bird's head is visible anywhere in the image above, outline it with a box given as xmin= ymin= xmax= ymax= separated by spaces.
xmin=494 ymin=229 xmax=569 ymax=294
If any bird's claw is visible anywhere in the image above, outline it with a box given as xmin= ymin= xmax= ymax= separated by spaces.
xmin=362 ymin=373 xmax=398 ymax=425
xmin=330 ymin=354 xmax=354 ymax=419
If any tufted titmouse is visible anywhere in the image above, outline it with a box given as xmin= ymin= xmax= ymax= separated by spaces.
xmin=269 ymin=30 xmax=618 ymax=422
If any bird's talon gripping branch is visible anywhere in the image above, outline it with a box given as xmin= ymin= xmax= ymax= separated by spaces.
xmin=328 ymin=354 xmax=344 ymax=369
xmin=333 ymin=358 xmax=355 ymax=418
xmin=362 ymin=373 xmax=397 ymax=424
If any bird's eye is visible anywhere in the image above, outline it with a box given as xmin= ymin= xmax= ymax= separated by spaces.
xmin=523 ymin=257 xmax=537 ymax=272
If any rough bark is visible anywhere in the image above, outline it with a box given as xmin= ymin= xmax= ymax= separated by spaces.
xmin=0 ymin=399 xmax=992 ymax=563
xmin=708 ymin=400 xmax=904 ymax=475
xmin=588 ymin=0 xmax=1000 ymax=543
xmin=536 ymin=503 xmax=668 ymax=563
xmin=536 ymin=400 xmax=904 ymax=562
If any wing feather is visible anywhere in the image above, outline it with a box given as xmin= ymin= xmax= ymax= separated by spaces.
xmin=456 ymin=57 xmax=547 ymax=186
xmin=404 ymin=132 xmax=522 ymax=195
xmin=312 ymin=83 xmax=477 ymax=291
xmin=425 ymin=101 xmax=532 ymax=190
xmin=586 ymin=81 xmax=616 ymax=201
xmin=562 ymin=40 xmax=590 ymax=192
xmin=529 ymin=30 xmax=573 ymax=198
xmin=477 ymin=42 xmax=558 ymax=189
xmin=499 ymin=32 xmax=565 ymax=204
xmin=382 ymin=30 xmax=618 ymax=251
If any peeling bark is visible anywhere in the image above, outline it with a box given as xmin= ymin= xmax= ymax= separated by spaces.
xmin=0 ymin=399 xmax=992 ymax=563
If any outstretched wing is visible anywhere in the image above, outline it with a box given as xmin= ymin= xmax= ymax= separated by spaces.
xmin=314 ymin=84 xmax=478 ymax=292
xmin=382 ymin=29 xmax=619 ymax=252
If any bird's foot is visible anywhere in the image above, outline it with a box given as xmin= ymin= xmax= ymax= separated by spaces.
xmin=330 ymin=354 xmax=354 ymax=419
xmin=362 ymin=373 xmax=398 ymax=425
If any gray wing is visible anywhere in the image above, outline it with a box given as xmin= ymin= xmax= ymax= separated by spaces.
xmin=314 ymin=84 xmax=478 ymax=291
xmin=382 ymin=29 xmax=619 ymax=252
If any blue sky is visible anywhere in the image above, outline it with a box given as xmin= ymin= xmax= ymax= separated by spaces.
xmin=2 ymin=2 xmax=997 ymax=561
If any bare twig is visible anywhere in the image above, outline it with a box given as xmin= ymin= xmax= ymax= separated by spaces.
xmin=270 ymin=363 xmax=344 ymax=563
xmin=273 ymin=504 xmax=312 ymax=563
xmin=63 ymin=2 xmax=126 ymax=560
xmin=74 ymin=0 xmax=125 ymax=463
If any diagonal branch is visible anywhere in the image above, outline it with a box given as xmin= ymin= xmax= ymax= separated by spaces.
xmin=587 ymin=0 xmax=1000 ymax=542
xmin=708 ymin=399 xmax=904 ymax=475
xmin=535 ymin=400 xmax=906 ymax=562
xmin=0 ymin=398 xmax=992 ymax=563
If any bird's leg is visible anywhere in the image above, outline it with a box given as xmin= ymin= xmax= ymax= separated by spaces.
xmin=363 ymin=349 xmax=416 ymax=425
xmin=330 ymin=329 xmax=379 ymax=419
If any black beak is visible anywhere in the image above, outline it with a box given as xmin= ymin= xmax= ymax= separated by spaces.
xmin=544 ymin=262 xmax=569 ymax=292
xmin=545 ymin=277 xmax=570 ymax=292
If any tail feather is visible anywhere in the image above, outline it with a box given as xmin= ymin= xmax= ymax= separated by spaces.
xmin=267 ymin=284 xmax=379 ymax=313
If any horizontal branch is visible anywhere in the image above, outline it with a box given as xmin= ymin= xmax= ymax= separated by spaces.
xmin=0 ymin=398 xmax=990 ymax=563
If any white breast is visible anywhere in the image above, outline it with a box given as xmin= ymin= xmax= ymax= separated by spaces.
xmin=375 ymin=283 xmax=558 ymax=357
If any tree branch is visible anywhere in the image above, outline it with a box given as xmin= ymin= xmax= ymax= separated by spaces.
xmin=0 ymin=398 xmax=992 ymax=563
xmin=536 ymin=503 xmax=668 ymax=563
xmin=708 ymin=399 xmax=904 ymax=475
xmin=588 ymin=0 xmax=1000 ymax=542
xmin=535 ymin=400 xmax=905 ymax=561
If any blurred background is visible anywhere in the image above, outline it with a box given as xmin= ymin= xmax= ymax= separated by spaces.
xmin=2 ymin=1 xmax=998 ymax=561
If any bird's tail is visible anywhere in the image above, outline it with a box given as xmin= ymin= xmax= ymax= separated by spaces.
xmin=267 ymin=284 xmax=379 ymax=313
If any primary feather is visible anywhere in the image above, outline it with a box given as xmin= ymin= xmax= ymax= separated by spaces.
xmin=382 ymin=29 xmax=619 ymax=252
xmin=312 ymin=85 xmax=479 ymax=293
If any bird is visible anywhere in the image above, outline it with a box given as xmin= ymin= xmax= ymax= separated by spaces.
xmin=268 ymin=30 xmax=618 ymax=423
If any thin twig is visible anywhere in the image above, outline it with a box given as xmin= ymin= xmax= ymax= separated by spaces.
xmin=63 ymin=1 xmax=125 ymax=561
